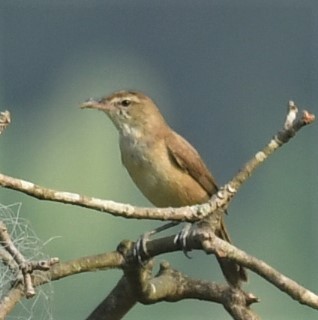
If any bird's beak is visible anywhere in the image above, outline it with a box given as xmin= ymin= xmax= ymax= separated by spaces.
xmin=81 ymin=98 xmax=104 ymax=110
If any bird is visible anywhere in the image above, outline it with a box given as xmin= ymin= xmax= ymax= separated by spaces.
xmin=81 ymin=90 xmax=247 ymax=286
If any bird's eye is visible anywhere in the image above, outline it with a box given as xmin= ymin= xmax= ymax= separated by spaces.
xmin=121 ymin=99 xmax=131 ymax=107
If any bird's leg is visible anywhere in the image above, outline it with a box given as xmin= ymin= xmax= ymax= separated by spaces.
xmin=133 ymin=221 xmax=180 ymax=264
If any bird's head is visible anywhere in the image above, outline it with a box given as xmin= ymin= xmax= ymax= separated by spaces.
xmin=81 ymin=90 xmax=167 ymax=136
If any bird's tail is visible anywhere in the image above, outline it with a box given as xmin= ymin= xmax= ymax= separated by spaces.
xmin=216 ymin=219 xmax=247 ymax=287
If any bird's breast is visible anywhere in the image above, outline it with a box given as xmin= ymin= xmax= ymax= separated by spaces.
xmin=119 ymin=136 xmax=209 ymax=207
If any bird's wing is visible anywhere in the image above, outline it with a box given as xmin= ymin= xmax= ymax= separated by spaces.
xmin=165 ymin=131 xmax=218 ymax=196
xmin=166 ymin=132 xmax=245 ymax=285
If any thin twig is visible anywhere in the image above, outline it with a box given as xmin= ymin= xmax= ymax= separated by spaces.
xmin=0 ymin=220 xmax=59 ymax=298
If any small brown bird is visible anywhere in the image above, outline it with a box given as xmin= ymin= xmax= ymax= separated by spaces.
xmin=81 ymin=90 xmax=247 ymax=286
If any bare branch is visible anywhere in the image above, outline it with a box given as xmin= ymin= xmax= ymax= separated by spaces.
xmin=0 ymin=250 xmax=124 ymax=319
xmin=0 ymin=220 xmax=59 ymax=299
xmin=0 ymin=103 xmax=314 ymax=225
xmin=86 ymin=276 xmax=137 ymax=320
xmin=2 ymin=224 xmax=317 ymax=318
xmin=219 ymin=102 xmax=315 ymax=202
xmin=199 ymin=230 xmax=318 ymax=310
xmin=0 ymin=286 xmax=23 ymax=318
xmin=119 ymin=241 xmax=259 ymax=320
xmin=0 ymin=102 xmax=315 ymax=319
xmin=85 ymin=239 xmax=260 ymax=320
xmin=137 ymin=221 xmax=318 ymax=311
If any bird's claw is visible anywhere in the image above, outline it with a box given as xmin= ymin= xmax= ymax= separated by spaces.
xmin=174 ymin=223 xmax=192 ymax=259
xmin=133 ymin=231 xmax=152 ymax=265
xmin=133 ymin=222 xmax=180 ymax=265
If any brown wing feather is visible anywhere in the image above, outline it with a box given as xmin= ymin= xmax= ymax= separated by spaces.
xmin=166 ymin=132 xmax=247 ymax=286
xmin=166 ymin=131 xmax=247 ymax=286
xmin=165 ymin=131 xmax=218 ymax=197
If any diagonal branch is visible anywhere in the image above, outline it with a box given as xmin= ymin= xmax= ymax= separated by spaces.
xmin=86 ymin=275 xmax=137 ymax=320
xmin=0 ymin=102 xmax=315 ymax=223
xmin=198 ymin=229 xmax=318 ymax=310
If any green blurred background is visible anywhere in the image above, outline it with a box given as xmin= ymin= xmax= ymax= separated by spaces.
xmin=1 ymin=1 xmax=317 ymax=319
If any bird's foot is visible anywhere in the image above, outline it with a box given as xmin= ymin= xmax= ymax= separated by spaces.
xmin=133 ymin=230 xmax=153 ymax=265
xmin=174 ymin=223 xmax=193 ymax=259
xmin=133 ymin=221 xmax=180 ymax=265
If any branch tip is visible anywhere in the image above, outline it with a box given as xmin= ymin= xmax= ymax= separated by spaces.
xmin=0 ymin=110 xmax=11 ymax=135
xmin=302 ymin=110 xmax=315 ymax=124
